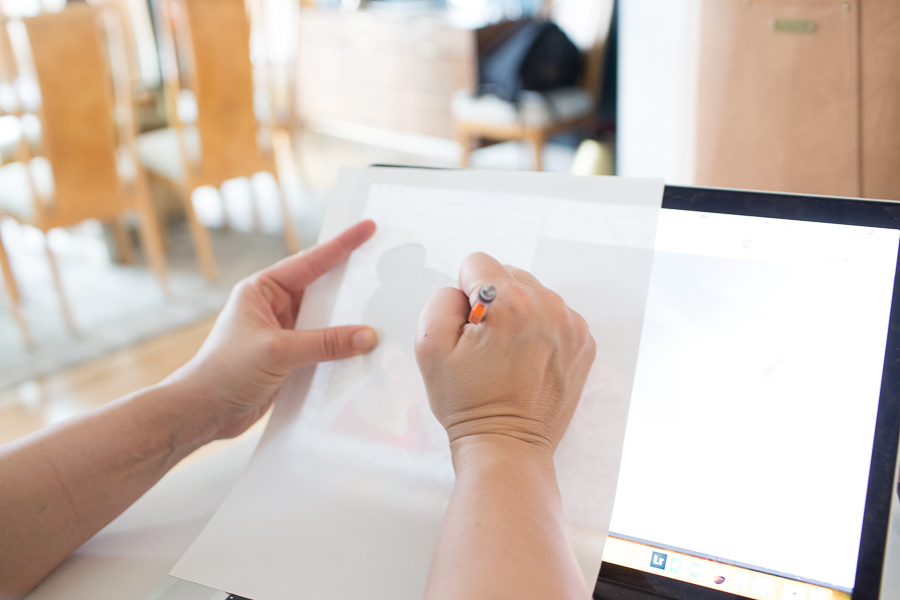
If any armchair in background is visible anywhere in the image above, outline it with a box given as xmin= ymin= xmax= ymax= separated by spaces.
xmin=452 ymin=0 xmax=614 ymax=171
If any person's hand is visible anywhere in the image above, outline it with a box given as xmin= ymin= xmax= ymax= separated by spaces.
xmin=168 ymin=220 xmax=380 ymax=441
xmin=415 ymin=252 xmax=595 ymax=459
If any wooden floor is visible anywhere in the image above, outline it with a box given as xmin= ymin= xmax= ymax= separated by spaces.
xmin=0 ymin=314 xmax=269 ymax=469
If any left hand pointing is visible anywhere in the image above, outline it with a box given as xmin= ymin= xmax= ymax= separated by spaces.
xmin=170 ymin=219 xmax=380 ymax=440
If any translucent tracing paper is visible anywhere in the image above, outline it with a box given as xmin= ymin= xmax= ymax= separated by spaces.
xmin=171 ymin=167 xmax=664 ymax=600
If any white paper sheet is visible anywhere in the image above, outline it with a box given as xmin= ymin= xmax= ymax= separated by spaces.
xmin=171 ymin=168 xmax=664 ymax=599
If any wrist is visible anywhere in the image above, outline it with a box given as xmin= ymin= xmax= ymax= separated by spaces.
xmin=140 ymin=376 xmax=223 ymax=460
xmin=450 ymin=433 xmax=557 ymax=480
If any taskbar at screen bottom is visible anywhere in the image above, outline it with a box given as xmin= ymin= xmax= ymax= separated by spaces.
xmin=601 ymin=537 xmax=850 ymax=600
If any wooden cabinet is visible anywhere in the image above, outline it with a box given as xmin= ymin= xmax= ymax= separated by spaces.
xmin=296 ymin=9 xmax=477 ymax=140
xmin=860 ymin=1 xmax=900 ymax=202
xmin=695 ymin=0 xmax=900 ymax=201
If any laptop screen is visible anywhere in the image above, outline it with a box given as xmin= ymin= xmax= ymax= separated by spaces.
xmin=599 ymin=198 xmax=900 ymax=599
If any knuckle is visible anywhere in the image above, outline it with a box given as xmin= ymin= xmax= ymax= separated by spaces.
xmin=579 ymin=320 xmax=597 ymax=360
xmin=574 ymin=312 xmax=592 ymax=344
xmin=534 ymin=288 xmax=569 ymax=326
xmin=320 ymin=327 xmax=343 ymax=359
xmin=235 ymin=276 xmax=257 ymax=296
xmin=260 ymin=332 xmax=287 ymax=364
xmin=571 ymin=307 xmax=589 ymax=331
xmin=460 ymin=252 xmax=481 ymax=273
xmin=304 ymin=257 xmax=328 ymax=282
xmin=503 ymin=284 xmax=538 ymax=318
xmin=584 ymin=326 xmax=597 ymax=351
xmin=547 ymin=290 xmax=569 ymax=315
xmin=464 ymin=251 xmax=491 ymax=263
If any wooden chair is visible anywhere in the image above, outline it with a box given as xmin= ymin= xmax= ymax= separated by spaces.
xmin=453 ymin=0 xmax=613 ymax=171
xmin=139 ymin=0 xmax=300 ymax=282
xmin=0 ymin=10 xmax=32 ymax=346
xmin=0 ymin=3 xmax=169 ymax=333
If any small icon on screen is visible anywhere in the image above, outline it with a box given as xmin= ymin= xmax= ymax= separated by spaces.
xmin=668 ymin=556 xmax=682 ymax=574
xmin=690 ymin=562 xmax=702 ymax=578
xmin=743 ymin=239 xmax=753 ymax=249
xmin=753 ymin=576 xmax=775 ymax=596
xmin=650 ymin=551 xmax=667 ymax=570
xmin=782 ymin=583 xmax=808 ymax=599
xmin=735 ymin=571 xmax=751 ymax=590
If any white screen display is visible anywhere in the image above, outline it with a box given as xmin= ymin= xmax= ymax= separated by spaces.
xmin=609 ymin=209 xmax=900 ymax=591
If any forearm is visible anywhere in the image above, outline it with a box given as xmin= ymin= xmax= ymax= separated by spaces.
xmin=0 ymin=379 xmax=217 ymax=598
xmin=424 ymin=437 xmax=588 ymax=600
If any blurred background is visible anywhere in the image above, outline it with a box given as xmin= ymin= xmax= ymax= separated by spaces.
xmin=0 ymin=0 xmax=897 ymax=464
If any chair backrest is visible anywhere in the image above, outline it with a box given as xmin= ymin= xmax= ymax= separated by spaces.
xmin=180 ymin=0 xmax=264 ymax=187
xmin=23 ymin=4 xmax=126 ymax=228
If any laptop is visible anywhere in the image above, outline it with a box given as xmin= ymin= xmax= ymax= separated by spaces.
xmin=594 ymin=185 xmax=900 ymax=600
xmin=147 ymin=184 xmax=900 ymax=600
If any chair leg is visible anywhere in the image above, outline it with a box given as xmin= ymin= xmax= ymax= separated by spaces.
xmin=275 ymin=184 xmax=300 ymax=254
xmin=180 ymin=183 xmax=218 ymax=281
xmin=0 ymin=226 xmax=21 ymax=304
xmin=250 ymin=181 xmax=262 ymax=234
xmin=270 ymin=129 xmax=302 ymax=254
xmin=219 ymin=185 xmax=232 ymax=231
xmin=44 ymin=236 xmax=77 ymax=335
xmin=527 ymin=131 xmax=545 ymax=172
xmin=134 ymin=185 xmax=171 ymax=297
xmin=7 ymin=292 xmax=32 ymax=348
xmin=291 ymin=126 xmax=314 ymax=192
xmin=458 ymin=130 xmax=471 ymax=168
xmin=111 ymin=219 xmax=135 ymax=264
xmin=0 ymin=231 xmax=32 ymax=347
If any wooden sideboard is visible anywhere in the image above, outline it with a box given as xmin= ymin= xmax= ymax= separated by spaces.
xmin=695 ymin=0 xmax=900 ymax=201
xmin=295 ymin=8 xmax=478 ymax=140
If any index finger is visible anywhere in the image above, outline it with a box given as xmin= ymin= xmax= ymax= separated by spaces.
xmin=264 ymin=220 xmax=376 ymax=297
xmin=458 ymin=252 xmax=516 ymax=304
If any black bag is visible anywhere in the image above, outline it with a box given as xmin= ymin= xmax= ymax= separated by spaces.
xmin=478 ymin=20 xmax=582 ymax=103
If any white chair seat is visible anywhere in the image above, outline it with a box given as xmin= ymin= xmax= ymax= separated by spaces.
xmin=451 ymin=87 xmax=595 ymax=128
xmin=136 ymin=126 xmax=201 ymax=185
xmin=0 ymin=157 xmax=54 ymax=221
xmin=0 ymin=113 xmax=42 ymax=162
xmin=0 ymin=115 xmax=23 ymax=161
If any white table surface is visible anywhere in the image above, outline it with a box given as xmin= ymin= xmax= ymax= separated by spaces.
xmin=23 ymin=433 xmax=900 ymax=599
xmin=24 ymin=435 xmax=260 ymax=600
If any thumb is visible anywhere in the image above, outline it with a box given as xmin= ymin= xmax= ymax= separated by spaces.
xmin=278 ymin=325 xmax=379 ymax=367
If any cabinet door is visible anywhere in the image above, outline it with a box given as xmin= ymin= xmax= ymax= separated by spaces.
xmin=861 ymin=1 xmax=900 ymax=201
xmin=695 ymin=0 xmax=859 ymax=197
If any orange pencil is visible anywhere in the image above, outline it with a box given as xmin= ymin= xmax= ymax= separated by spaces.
xmin=468 ymin=284 xmax=496 ymax=325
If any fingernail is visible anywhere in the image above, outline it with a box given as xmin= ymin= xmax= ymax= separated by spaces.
xmin=352 ymin=328 xmax=378 ymax=352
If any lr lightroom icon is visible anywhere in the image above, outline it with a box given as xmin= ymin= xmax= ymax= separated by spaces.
xmin=650 ymin=551 xmax=668 ymax=570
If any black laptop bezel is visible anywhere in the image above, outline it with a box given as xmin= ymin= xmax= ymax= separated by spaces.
xmin=594 ymin=185 xmax=900 ymax=600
